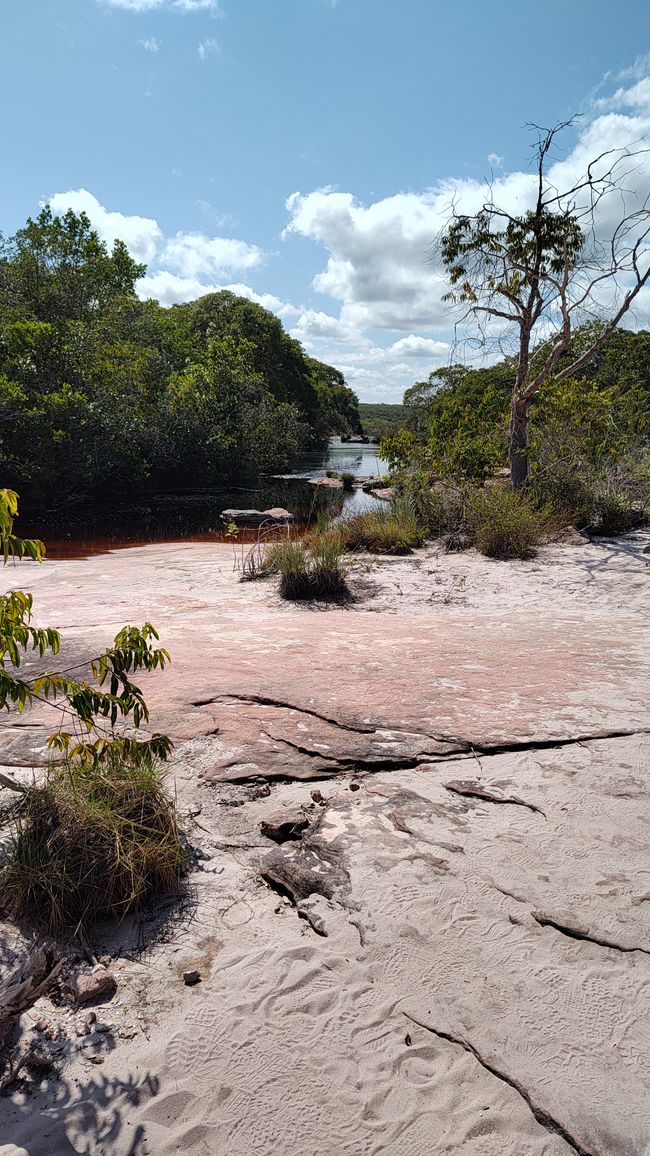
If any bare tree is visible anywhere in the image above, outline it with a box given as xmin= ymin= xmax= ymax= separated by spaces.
xmin=438 ymin=120 xmax=650 ymax=488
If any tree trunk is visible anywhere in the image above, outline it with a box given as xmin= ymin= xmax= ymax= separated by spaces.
xmin=509 ymin=397 xmax=529 ymax=490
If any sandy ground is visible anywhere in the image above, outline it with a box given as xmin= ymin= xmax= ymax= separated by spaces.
xmin=0 ymin=530 xmax=649 ymax=1155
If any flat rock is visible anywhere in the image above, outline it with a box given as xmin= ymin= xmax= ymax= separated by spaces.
xmin=220 ymin=508 xmax=293 ymax=526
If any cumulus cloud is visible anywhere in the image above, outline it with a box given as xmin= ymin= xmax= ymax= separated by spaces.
xmin=138 ymin=36 xmax=160 ymax=51
xmin=159 ymin=232 xmax=265 ymax=278
xmin=137 ymin=270 xmax=296 ymax=320
xmin=282 ymin=70 xmax=650 ymax=398
xmin=46 ymin=67 xmax=650 ymax=404
xmin=48 ymin=189 xmax=162 ymax=263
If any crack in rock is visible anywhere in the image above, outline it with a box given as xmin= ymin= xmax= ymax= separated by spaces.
xmin=531 ymin=911 xmax=650 ymax=956
xmin=402 ymin=1012 xmax=594 ymax=1156
xmin=443 ymin=779 xmax=546 ymax=816
xmin=191 ymin=693 xmax=377 ymax=734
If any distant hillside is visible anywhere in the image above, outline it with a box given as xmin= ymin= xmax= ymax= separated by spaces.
xmin=359 ymin=403 xmax=406 ymax=441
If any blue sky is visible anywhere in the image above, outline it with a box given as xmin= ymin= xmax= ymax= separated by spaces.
xmin=2 ymin=0 xmax=650 ymax=399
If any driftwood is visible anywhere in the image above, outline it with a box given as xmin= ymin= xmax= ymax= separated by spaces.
xmin=0 ymin=944 xmax=63 ymax=1051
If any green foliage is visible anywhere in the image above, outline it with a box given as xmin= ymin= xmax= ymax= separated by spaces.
xmin=409 ymin=364 xmax=511 ymax=480
xmin=397 ymin=472 xmax=466 ymax=537
xmin=0 ymin=209 xmax=359 ymax=505
xmin=440 ymin=207 xmax=583 ymax=308
xmin=467 ymin=487 xmax=545 ymax=560
xmin=358 ymin=403 xmax=405 ymax=441
xmin=266 ymin=533 xmax=349 ymax=601
xmin=0 ymin=206 xmax=145 ymax=323
xmin=1 ymin=751 xmax=186 ymax=931
xmin=339 ymin=504 xmax=427 ymax=554
xmin=340 ymin=472 xmax=355 ymax=492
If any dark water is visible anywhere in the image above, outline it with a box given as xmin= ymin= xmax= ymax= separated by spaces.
xmin=21 ymin=440 xmax=388 ymax=559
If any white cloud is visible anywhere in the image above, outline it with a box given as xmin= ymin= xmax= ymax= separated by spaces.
xmin=46 ymin=66 xmax=650 ymax=404
xmin=488 ymin=152 xmax=504 ymax=168
xmin=159 ymin=232 xmax=265 ymax=278
xmin=48 ymin=188 xmax=162 ymax=263
xmin=138 ymin=36 xmax=160 ymax=51
xmin=101 ymin=0 xmax=220 ymax=12
xmin=136 ymin=270 xmax=297 ymax=320
xmin=197 ymin=37 xmax=219 ymax=60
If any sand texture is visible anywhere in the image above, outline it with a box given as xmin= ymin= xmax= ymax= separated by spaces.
xmin=0 ymin=531 xmax=649 ymax=1154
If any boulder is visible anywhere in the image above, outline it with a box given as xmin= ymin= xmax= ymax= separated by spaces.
xmin=220 ymin=508 xmax=293 ymax=526
xmin=308 ymin=476 xmax=343 ymax=489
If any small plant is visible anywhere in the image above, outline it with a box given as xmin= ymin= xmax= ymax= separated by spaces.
xmin=340 ymin=472 xmax=355 ymax=492
xmin=467 ymin=486 xmax=544 ymax=560
xmin=267 ymin=534 xmax=349 ymax=601
xmin=1 ymin=751 xmax=186 ymax=932
xmin=398 ymin=471 xmax=467 ymax=537
xmin=591 ymin=490 xmax=645 ymax=535
xmin=339 ymin=504 xmax=427 ymax=554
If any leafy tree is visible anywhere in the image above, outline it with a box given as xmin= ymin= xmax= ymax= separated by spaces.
xmin=0 ymin=206 xmax=145 ymax=322
xmin=438 ymin=121 xmax=650 ymax=487
xmin=0 ymin=208 xmax=358 ymax=506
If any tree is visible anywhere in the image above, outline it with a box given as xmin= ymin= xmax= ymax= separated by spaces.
xmin=0 ymin=206 xmax=145 ymax=323
xmin=438 ymin=120 xmax=650 ymax=487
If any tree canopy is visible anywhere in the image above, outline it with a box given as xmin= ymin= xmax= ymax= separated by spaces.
xmin=0 ymin=207 xmax=360 ymax=506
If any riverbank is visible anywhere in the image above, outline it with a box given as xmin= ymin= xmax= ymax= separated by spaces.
xmin=1 ymin=532 xmax=649 ymax=1154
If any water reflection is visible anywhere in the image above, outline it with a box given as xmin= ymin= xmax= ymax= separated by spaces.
xmin=21 ymin=440 xmax=388 ymax=559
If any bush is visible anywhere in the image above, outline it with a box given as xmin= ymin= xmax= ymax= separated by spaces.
xmin=1 ymin=752 xmax=186 ymax=932
xmin=591 ymin=490 xmax=646 ymax=535
xmin=397 ymin=471 xmax=467 ymax=537
xmin=468 ymin=486 xmax=544 ymax=560
xmin=340 ymin=471 xmax=355 ymax=492
xmin=267 ymin=534 xmax=349 ymax=601
xmin=339 ymin=503 xmax=427 ymax=554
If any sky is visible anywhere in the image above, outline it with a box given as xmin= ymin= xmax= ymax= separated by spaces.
xmin=2 ymin=0 xmax=650 ymax=401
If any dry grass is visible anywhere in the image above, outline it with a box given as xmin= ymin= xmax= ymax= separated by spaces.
xmin=1 ymin=752 xmax=186 ymax=932
xmin=266 ymin=534 xmax=350 ymax=601
xmin=467 ymin=487 xmax=545 ymax=560
xmin=338 ymin=504 xmax=427 ymax=554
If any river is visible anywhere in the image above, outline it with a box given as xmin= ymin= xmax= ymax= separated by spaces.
xmin=21 ymin=439 xmax=388 ymax=558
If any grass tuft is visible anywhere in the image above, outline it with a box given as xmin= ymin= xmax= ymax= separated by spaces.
xmin=1 ymin=752 xmax=186 ymax=932
xmin=467 ymin=486 xmax=544 ymax=560
xmin=266 ymin=534 xmax=350 ymax=601
xmin=338 ymin=504 xmax=427 ymax=554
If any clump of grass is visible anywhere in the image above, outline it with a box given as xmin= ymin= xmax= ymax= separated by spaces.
xmin=340 ymin=472 xmax=355 ymax=492
xmin=266 ymin=534 xmax=349 ymax=601
xmin=467 ymin=486 xmax=544 ymax=560
xmin=590 ymin=490 xmax=646 ymax=535
xmin=1 ymin=752 xmax=186 ymax=932
xmin=339 ymin=503 xmax=427 ymax=554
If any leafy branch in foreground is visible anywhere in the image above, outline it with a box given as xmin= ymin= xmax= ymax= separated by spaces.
xmin=0 ymin=488 xmax=172 ymax=765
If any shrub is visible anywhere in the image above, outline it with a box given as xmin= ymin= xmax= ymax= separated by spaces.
xmin=397 ymin=471 xmax=467 ymax=537
xmin=591 ymin=490 xmax=646 ymax=535
xmin=467 ymin=487 xmax=544 ymax=560
xmin=339 ymin=504 xmax=427 ymax=554
xmin=1 ymin=752 xmax=186 ymax=932
xmin=340 ymin=471 xmax=355 ymax=492
xmin=267 ymin=535 xmax=349 ymax=601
